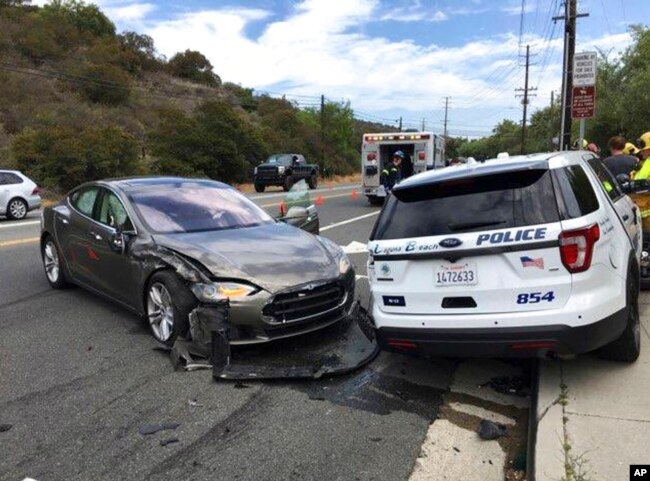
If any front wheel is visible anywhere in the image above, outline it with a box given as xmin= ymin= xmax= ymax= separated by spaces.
xmin=308 ymin=173 xmax=318 ymax=189
xmin=598 ymin=266 xmax=640 ymax=362
xmin=7 ymin=198 xmax=28 ymax=220
xmin=145 ymin=271 xmax=197 ymax=346
xmin=254 ymin=183 xmax=265 ymax=193
xmin=41 ymin=237 xmax=69 ymax=289
xmin=283 ymin=176 xmax=294 ymax=192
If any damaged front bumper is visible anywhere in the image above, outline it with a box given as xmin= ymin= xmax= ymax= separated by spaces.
xmin=170 ymin=301 xmax=379 ymax=380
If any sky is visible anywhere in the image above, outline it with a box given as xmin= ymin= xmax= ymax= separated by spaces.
xmin=34 ymin=0 xmax=645 ymax=137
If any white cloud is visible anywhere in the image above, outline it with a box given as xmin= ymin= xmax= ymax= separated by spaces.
xmin=379 ymin=0 xmax=448 ymax=23
xmin=105 ymin=3 xmax=156 ymax=22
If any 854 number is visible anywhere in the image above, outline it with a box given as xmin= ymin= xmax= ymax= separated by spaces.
xmin=516 ymin=291 xmax=555 ymax=304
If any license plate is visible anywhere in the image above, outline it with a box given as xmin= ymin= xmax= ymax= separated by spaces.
xmin=435 ymin=262 xmax=478 ymax=286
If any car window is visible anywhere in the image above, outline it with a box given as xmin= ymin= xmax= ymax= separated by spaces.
xmin=587 ymin=158 xmax=623 ymax=201
xmin=266 ymin=154 xmax=292 ymax=165
xmin=129 ymin=183 xmax=275 ymax=234
xmin=0 ymin=172 xmax=23 ymax=185
xmin=98 ymin=189 xmax=134 ymax=231
xmin=372 ymin=169 xmax=560 ymax=240
xmin=70 ymin=187 xmax=100 ymax=217
xmin=551 ymin=165 xmax=600 ymax=219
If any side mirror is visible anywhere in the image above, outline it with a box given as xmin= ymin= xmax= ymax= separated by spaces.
xmin=629 ymin=179 xmax=650 ymax=194
xmin=278 ymin=205 xmax=319 ymax=235
xmin=109 ymin=230 xmax=125 ymax=254
xmin=617 ymin=174 xmax=631 ymax=185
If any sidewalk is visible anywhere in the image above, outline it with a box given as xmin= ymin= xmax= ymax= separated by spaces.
xmin=535 ymin=292 xmax=650 ymax=481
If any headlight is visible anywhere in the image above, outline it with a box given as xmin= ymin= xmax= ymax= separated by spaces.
xmin=254 ymin=167 xmax=258 ymax=175
xmin=191 ymin=282 xmax=257 ymax=302
xmin=339 ymin=254 xmax=351 ymax=275
xmin=278 ymin=165 xmax=286 ymax=174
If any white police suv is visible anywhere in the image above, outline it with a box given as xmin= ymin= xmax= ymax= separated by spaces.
xmin=367 ymin=151 xmax=643 ymax=362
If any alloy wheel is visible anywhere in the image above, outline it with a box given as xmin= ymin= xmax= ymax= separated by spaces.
xmin=9 ymin=199 xmax=26 ymax=219
xmin=43 ymin=241 xmax=60 ymax=283
xmin=147 ymin=282 xmax=175 ymax=342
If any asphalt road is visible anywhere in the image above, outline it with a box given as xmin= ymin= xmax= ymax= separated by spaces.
xmin=0 ymin=183 xmax=529 ymax=481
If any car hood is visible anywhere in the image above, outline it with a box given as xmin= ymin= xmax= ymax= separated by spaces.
xmin=153 ymin=222 xmax=339 ymax=293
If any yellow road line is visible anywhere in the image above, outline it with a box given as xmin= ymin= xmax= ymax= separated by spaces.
xmin=0 ymin=237 xmax=40 ymax=248
xmin=260 ymin=191 xmax=359 ymax=208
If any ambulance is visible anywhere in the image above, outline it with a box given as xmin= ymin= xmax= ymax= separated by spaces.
xmin=361 ymin=132 xmax=445 ymax=205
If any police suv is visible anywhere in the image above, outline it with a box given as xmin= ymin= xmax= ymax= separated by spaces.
xmin=367 ymin=151 xmax=643 ymax=361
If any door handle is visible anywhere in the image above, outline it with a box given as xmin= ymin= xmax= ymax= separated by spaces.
xmin=89 ymin=231 xmax=102 ymax=241
xmin=59 ymin=217 xmax=69 ymax=225
xmin=632 ymin=207 xmax=638 ymax=225
xmin=623 ymin=214 xmax=630 ymax=221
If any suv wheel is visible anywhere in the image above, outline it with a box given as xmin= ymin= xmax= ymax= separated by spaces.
xmin=7 ymin=198 xmax=28 ymax=220
xmin=145 ymin=271 xmax=196 ymax=346
xmin=254 ymin=183 xmax=265 ymax=193
xmin=598 ymin=265 xmax=641 ymax=362
xmin=283 ymin=175 xmax=294 ymax=192
xmin=308 ymin=173 xmax=318 ymax=189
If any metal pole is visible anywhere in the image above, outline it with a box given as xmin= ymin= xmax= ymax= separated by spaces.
xmin=521 ymin=45 xmax=530 ymax=155
xmin=578 ymin=118 xmax=585 ymax=150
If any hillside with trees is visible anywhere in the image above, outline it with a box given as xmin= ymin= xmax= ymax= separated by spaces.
xmin=0 ymin=0 xmax=390 ymax=192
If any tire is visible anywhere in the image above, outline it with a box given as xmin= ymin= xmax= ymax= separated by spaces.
xmin=283 ymin=175 xmax=294 ymax=192
xmin=598 ymin=264 xmax=641 ymax=362
xmin=145 ymin=271 xmax=197 ymax=346
xmin=7 ymin=198 xmax=28 ymax=220
xmin=254 ymin=183 xmax=265 ymax=193
xmin=41 ymin=236 xmax=70 ymax=289
xmin=308 ymin=173 xmax=318 ymax=189
xmin=367 ymin=196 xmax=384 ymax=206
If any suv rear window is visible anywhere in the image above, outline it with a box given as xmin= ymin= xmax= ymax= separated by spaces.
xmin=372 ymin=169 xmax=560 ymax=240
xmin=551 ymin=165 xmax=599 ymax=219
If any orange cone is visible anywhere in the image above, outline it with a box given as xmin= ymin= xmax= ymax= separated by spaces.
xmin=315 ymin=195 xmax=324 ymax=206
xmin=350 ymin=190 xmax=358 ymax=200
xmin=279 ymin=202 xmax=286 ymax=216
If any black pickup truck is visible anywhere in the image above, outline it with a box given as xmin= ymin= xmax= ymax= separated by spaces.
xmin=253 ymin=154 xmax=319 ymax=192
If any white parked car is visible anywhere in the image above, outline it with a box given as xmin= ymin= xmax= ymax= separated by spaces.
xmin=0 ymin=170 xmax=42 ymax=220
xmin=368 ymin=151 xmax=643 ymax=362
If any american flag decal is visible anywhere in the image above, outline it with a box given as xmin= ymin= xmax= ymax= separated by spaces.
xmin=520 ymin=256 xmax=544 ymax=269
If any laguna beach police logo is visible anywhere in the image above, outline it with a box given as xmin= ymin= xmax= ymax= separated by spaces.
xmin=380 ymin=264 xmax=391 ymax=276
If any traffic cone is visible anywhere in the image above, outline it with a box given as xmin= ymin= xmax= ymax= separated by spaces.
xmin=279 ymin=202 xmax=286 ymax=216
xmin=315 ymin=195 xmax=324 ymax=206
xmin=350 ymin=190 xmax=358 ymax=200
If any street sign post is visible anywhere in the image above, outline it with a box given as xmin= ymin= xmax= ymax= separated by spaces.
xmin=572 ymin=51 xmax=597 ymax=149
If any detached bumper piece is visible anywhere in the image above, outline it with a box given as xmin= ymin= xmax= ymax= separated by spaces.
xmin=170 ymin=303 xmax=379 ymax=380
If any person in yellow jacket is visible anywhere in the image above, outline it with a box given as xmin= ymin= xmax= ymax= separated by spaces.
xmin=633 ymin=133 xmax=650 ymax=179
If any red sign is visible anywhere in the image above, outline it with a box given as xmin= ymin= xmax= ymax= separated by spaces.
xmin=572 ymin=85 xmax=595 ymax=119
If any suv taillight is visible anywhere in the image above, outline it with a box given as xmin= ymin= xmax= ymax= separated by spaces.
xmin=32 ymin=186 xmax=41 ymax=195
xmin=559 ymin=224 xmax=600 ymax=273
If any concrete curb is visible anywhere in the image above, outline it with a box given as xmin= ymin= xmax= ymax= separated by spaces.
xmin=534 ymin=360 xmax=566 ymax=481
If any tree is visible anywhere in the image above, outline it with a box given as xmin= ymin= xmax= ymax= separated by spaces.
xmin=167 ymin=50 xmax=221 ymax=86
xmin=42 ymin=0 xmax=115 ymax=37
xmin=79 ymin=63 xmax=131 ymax=105
xmin=13 ymin=125 xmax=140 ymax=190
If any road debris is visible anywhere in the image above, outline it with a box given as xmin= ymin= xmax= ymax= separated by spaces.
xmin=188 ymin=399 xmax=203 ymax=407
xmin=159 ymin=437 xmax=180 ymax=447
xmin=477 ymin=419 xmax=507 ymax=440
xmin=138 ymin=423 xmax=181 ymax=436
xmin=479 ymin=375 xmax=529 ymax=397
xmin=0 ymin=424 xmax=12 ymax=432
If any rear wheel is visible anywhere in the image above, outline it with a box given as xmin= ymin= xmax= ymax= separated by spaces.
xmin=308 ymin=173 xmax=318 ymax=189
xmin=41 ymin=236 xmax=69 ymax=289
xmin=7 ymin=198 xmax=27 ymax=220
xmin=598 ymin=266 xmax=640 ymax=362
xmin=254 ymin=183 xmax=265 ymax=193
xmin=283 ymin=175 xmax=294 ymax=192
xmin=145 ymin=271 xmax=197 ymax=346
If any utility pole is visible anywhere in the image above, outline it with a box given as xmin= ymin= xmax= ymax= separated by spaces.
xmin=443 ymin=97 xmax=450 ymax=139
xmin=554 ymin=0 xmax=588 ymax=151
xmin=515 ymin=45 xmax=537 ymax=154
xmin=398 ymin=116 xmax=402 ymax=132
xmin=320 ymin=94 xmax=325 ymax=168
xmin=550 ymin=90 xmax=555 ymax=150
xmin=421 ymin=118 xmax=426 ymax=131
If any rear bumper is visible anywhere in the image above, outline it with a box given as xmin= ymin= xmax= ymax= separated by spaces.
xmin=27 ymin=195 xmax=41 ymax=211
xmin=376 ymin=306 xmax=628 ymax=358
